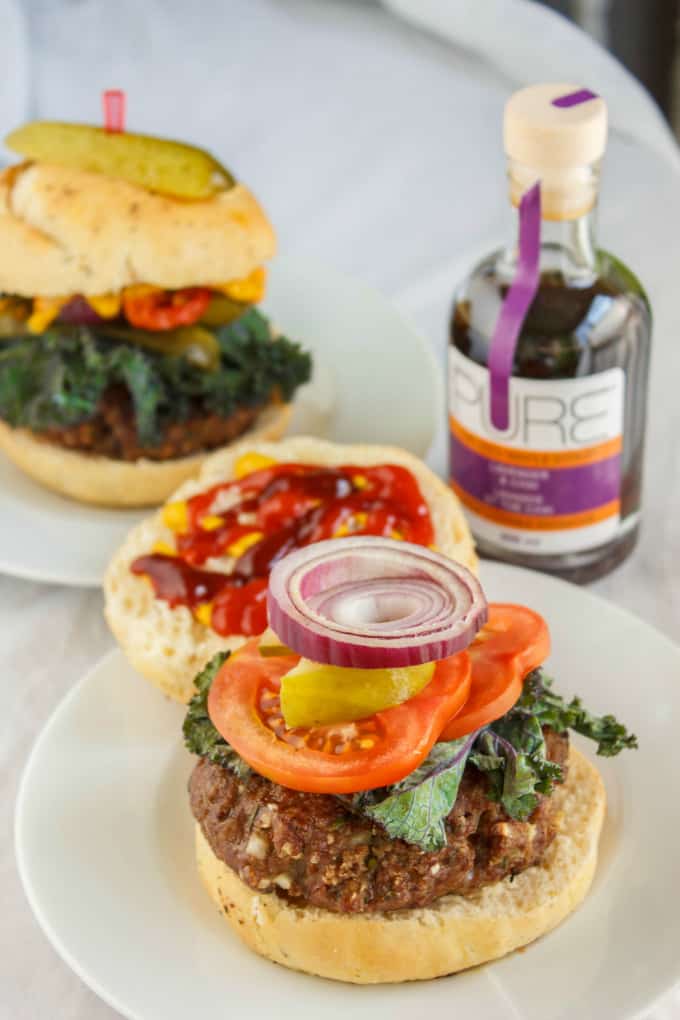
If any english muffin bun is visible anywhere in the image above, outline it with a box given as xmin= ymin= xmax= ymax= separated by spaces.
xmin=0 ymin=162 xmax=275 ymax=297
xmin=195 ymin=746 xmax=605 ymax=984
xmin=0 ymin=403 xmax=290 ymax=508
xmin=104 ymin=437 xmax=477 ymax=702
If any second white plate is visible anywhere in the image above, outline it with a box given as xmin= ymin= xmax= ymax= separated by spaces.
xmin=0 ymin=255 xmax=441 ymax=587
xmin=15 ymin=563 xmax=680 ymax=1020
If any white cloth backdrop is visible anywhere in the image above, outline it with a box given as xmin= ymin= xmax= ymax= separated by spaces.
xmin=1 ymin=1 xmax=678 ymax=1017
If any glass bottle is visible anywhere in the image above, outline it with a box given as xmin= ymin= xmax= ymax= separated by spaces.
xmin=448 ymin=85 xmax=651 ymax=583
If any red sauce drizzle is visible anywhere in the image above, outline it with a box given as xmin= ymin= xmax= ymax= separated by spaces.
xmin=131 ymin=463 xmax=434 ymax=637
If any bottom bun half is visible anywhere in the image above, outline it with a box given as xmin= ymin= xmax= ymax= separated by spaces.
xmin=195 ymin=747 xmax=605 ymax=984
xmin=0 ymin=403 xmax=291 ymax=508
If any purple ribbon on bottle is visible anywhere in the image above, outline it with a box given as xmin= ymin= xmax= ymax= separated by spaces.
xmin=486 ymin=87 xmax=598 ymax=430
xmin=487 ymin=182 xmax=541 ymax=432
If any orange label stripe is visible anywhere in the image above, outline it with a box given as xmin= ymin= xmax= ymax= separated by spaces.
xmin=451 ymin=481 xmax=620 ymax=531
xmin=449 ymin=416 xmax=622 ymax=470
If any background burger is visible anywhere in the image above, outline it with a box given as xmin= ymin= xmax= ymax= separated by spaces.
xmin=0 ymin=120 xmax=311 ymax=506
xmin=183 ymin=537 xmax=637 ymax=983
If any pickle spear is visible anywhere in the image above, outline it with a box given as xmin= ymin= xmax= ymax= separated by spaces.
xmin=280 ymin=660 xmax=436 ymax=728
xmin=98 ymin=325 xmax=221 ymax=371
xmin=5 ymin=122 xmax=235 ymax=199
xmin=199 ymin=293 xmax=248 ymax=327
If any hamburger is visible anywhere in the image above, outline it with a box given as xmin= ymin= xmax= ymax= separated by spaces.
xmin=182 ymin=536 xmax=636 ymax=983
xmin=104 ymin=436 xmax=477 ymax=702
xmin=0 ymin=121 xmax=311 ymax=506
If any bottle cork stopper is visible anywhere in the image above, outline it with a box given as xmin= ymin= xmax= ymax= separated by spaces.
xmin=504 ymin=84 xmax=607 ymax=219
xmin=504 ymin=83 xmax=607 ymax=167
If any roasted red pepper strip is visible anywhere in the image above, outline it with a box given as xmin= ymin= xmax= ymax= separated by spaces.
xmin=122 ymin=287 xmax=211 ymax=331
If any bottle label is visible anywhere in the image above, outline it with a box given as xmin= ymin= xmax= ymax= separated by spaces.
xmin=448 ymin=347 xmax=624 ymax=555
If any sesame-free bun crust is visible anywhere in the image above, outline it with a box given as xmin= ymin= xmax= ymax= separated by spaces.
xmin=104 ymin=437 xmax=478 ymax=702
xmin=0 ymin=162 xmax=275 ymax=297
xmin=195 ymin=747 xmax=605 ymax=984
xmin=0 ymin=403 xmax=290 ymax=508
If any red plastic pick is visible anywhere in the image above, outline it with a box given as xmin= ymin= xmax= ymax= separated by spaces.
xmin=102 ymin=90 xmax=126 ymax=133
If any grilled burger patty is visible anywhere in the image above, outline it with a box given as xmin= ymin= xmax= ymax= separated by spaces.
xmin=189 ymin=729 xmax=569 ymax=914
xmin=39 ymin=386 xmax=263 ymax=461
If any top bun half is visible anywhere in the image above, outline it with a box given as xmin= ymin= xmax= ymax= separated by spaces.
xmin=0 ymin=162 xmax=276 ymax=297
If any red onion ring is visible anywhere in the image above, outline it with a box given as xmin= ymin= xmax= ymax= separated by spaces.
xmin=58 ymin=296 xmax=108 ymax=327
xmin=267 ymin=537 xmax=487 ymax=668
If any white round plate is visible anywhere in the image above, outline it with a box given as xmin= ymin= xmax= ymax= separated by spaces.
xmin=0 ymin=255 xmax=440 ymax=588
xmin=15 ymin=562 xmax=680 ymax=1020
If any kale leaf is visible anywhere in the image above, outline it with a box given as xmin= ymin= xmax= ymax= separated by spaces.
xmin=469 ymin=719 xmax=563 ymax=820
xmin=517 ymin=670 xmax=638 ymax=757
xmin=343 ymin=668 xmax=636 ymax=846
xmin=345 ymin=714 xmax=559 ymax=849
xmin=465 ymin=670 xmax=636 ymax=821
xmin=182 ymin=652 xmax=251 ymax=779
xmin=0 ymin=309 xmax=311 ymax=446
xmin=352 ymin=732 xmax=478 ymax=852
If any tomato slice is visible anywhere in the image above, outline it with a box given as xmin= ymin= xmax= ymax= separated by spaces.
xmin=208 ymin=640 xmax=472 ymax=794
xmin=123 ymin=287 xmax=211 ymax=331
xmin=438 ymin=604 xmax=550 ymax=741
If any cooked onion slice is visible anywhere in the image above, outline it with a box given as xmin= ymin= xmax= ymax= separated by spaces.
xmin=267 ymin=537 xmax=487 ymax=668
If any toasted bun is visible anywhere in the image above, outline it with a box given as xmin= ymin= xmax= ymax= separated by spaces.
xmin=195 ymin=747 xmax=604 ymax=984
xmin=0 ymin=403 xmax=291 ymax=508
xmin=104 ymin=437 xmax=477 ymax=702
xmin=0 ymin=163 xmax=275 ymax=297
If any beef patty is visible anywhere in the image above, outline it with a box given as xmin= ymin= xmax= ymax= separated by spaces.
xmin=189 ymin=729 xmax=569 ymax=914
xmin=37 ymin=386 xmax=264 ymax=461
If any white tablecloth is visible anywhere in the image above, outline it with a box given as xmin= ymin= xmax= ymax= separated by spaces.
xmin=1 ymin=2 xmax=678 ymax=1017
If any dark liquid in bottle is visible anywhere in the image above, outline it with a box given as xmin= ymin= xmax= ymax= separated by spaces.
xmin=450 ymin=251 xmax=651 ymax=583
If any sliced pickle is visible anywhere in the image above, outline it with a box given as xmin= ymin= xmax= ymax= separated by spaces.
xmin=280 ymin=660 xmax=435 ymax=728
xmin=98 ymin=324 xmax=220 ymax=371
xmin=199 ymin=293 xmax=248 ymax=327
xmin=5 ymin=122 xmax=235 ymax=199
